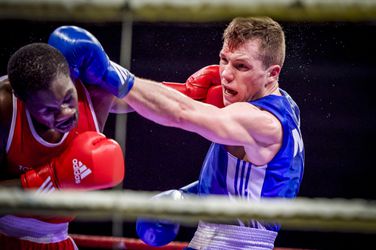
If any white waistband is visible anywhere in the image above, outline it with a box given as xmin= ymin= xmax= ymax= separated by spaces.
xmin=188 ymin=221 xmax=277 ymax=250
xmin=0 ymin=215 xmax=69 ymax=243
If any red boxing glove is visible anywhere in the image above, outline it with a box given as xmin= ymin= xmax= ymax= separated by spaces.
xmin=205 ymin=85 xmax=224 ymax=108
xmin=163 ymin=65 xmax=224 ymax=108
xmin=21 ymin=131 xmax=125 ymax=192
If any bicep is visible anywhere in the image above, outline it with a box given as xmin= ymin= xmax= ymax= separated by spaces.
xmin=181 ymin=102 xmax=281 ymax=148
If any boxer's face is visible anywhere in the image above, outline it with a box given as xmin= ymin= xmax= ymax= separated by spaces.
xmin=25 ymin=73 xmax=79 ymax=133
xmin=219 ymin=39 xmax=271 ymax=106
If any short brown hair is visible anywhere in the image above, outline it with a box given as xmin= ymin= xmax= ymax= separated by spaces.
xmin=223 ymin=17 xmax=285 ymax=68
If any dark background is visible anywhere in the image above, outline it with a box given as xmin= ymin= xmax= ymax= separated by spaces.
xmin=1 ymin=19 xmax=375 ymax=249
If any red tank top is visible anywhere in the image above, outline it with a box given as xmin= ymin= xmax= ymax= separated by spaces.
xmin=6 ymin=80 xmax=99 ymax=175
xmin=5 ymin=80 xmax=99 ymax=224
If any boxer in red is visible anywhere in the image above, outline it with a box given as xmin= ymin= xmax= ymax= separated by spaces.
xmin=0 ymin=42 xmax=127 ymax=249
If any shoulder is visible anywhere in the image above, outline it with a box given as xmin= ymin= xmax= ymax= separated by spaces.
xmin=0 ymin=76 xmax=13 ymax=128
xmin=81 ymin=83 xmax=115 ymax=131
xmin=0 ymin=76 xmax=13 ymax=152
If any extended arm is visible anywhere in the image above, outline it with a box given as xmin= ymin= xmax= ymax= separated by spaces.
xmin=110 ymin=65 xmax=224 ymax=113
xmin=125 ymin=77 xmax=282 ymax=164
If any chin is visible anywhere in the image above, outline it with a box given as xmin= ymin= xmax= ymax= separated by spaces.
xmin=55 ymin=124 xmax=74 ymax=134
xmin=223 ymin=99 xmax=232 ymax=106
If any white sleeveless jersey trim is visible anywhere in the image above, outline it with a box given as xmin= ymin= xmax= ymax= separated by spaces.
xmin=6 ymin=92 xmax=69 ymax=149
xmin=21 ymin=81 xmax=98 ymax=147
xmin=68 ymin=236 xmax=79 ymax=250
xmin=0 ymin=215 xmax=69 ymax=243
xmin=226 ymin=152 xmax=267 ymax=201
xmin=26 ymin=108 xmax=69 ymax=147
xmin=4 ymin=78 xmax=98 ymax=151
xmin=6 ymin=93 xmax=18 ymax=152
xmin=188 ymin=221 xmax=277 ymax=250
xmin=79 ymin=81 xmax=100 ymax=132
xmin=248 ymin=164 xmax=267 ymax=200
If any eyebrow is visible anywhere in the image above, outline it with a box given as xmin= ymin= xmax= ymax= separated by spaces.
xmin=220 ymin=54 xmax=251 ymax=64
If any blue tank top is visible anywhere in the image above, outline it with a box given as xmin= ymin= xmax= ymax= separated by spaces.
xmin=197 ymin=89 xmax=305 ymax=231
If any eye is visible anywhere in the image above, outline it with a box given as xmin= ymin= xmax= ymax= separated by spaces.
xmin=219 ymin=56 xmax=228 ymax=65
xmin=236 ymin=63 xmax=249 ymax=71
xmin=64 ymin=94 xmax=77 ymax=109
xmin=64 ymin=95 xmax=73 ymax=104
xmin=39 ymin=107 xmax=56 ymax=116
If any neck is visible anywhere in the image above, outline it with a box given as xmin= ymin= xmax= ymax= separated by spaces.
xmin=252 ymin=81 xmax=280 ymax=101
xmin=266 ymin=81 xmax=280 ymax=96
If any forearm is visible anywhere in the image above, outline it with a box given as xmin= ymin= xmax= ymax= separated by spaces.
xmin=125 ymin=77 xmax=232 ymax=145
xmin=125 ymin=77 xmax=196 ymax=128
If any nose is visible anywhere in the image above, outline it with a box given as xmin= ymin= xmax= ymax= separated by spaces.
xmin=221 ymin=65 xmax=234 ymax=84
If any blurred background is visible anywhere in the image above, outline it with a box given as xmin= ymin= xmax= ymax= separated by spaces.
xmin=0 ymin=1 xmax=375 ymax=249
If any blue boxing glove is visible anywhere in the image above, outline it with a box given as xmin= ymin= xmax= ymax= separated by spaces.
xmin=48 ymin=25 xmax=134 ymax=98
xmin=136 ymin=181 xmax=199 ymax=247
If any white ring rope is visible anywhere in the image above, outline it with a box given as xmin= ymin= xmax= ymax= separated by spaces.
xmin=0 ymin=0 xmax=375 ymax=21
xmin=0 ymin=188 xmax=375 ymax=233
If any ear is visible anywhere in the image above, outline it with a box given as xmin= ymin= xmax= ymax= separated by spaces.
xmin=266 ymin=65 xmax=281 ymax=82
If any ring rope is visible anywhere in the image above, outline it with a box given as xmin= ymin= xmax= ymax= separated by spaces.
xmin=0 ymin=0 xmax=375 ymax=22
xmin=0 ymin=188 xmax=375 ymax=233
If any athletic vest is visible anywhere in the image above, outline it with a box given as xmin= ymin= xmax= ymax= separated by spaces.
xmin=198 ymin=89 xmax=305 ymax=231
xmin=3 ymin=80 xmax=99 ymax=224
xmin=6 ymin=80 xmax=99 ymax=176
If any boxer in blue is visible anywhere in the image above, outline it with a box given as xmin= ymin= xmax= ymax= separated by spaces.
xmin=51 ymin=16 xmax=304 ymax=249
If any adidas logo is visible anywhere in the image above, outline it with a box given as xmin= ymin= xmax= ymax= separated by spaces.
xmin=72 ymin=159 xmax=92 ymax=184
xmin=36 ymin=176 xmax=56 ymax=194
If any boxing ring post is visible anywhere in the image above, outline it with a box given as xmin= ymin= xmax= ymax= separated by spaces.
xmin=113 ymin=4 xmax=134 ymax=240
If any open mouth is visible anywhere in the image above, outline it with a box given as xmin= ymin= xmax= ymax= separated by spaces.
xmin=55 ymin=115 xmax=77 ymax=132
xmin=223 ymin=86 xmax=238 ymax=96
